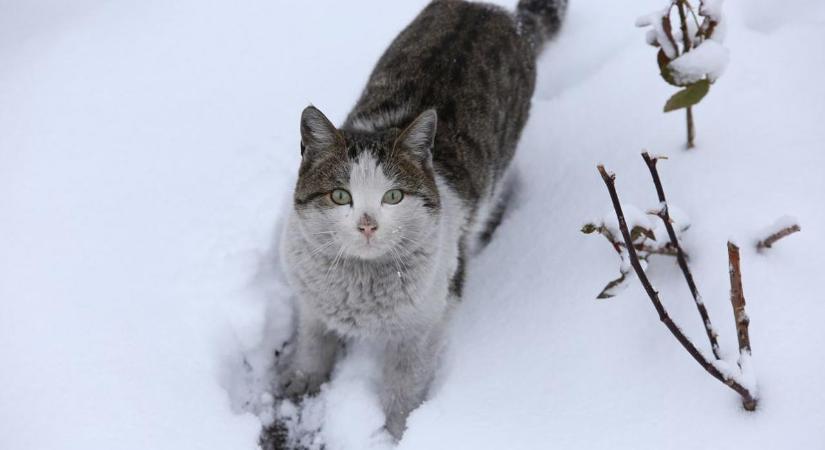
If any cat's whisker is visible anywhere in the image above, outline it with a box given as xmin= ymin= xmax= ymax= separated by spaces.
xmin=310 ymin=231 xmax=337 ymax=236
xmin=289 ymin=239 xmax=336 ymax=269
xmin=388 ymin=247 xmax=404 ymax=279
xmin=398 ymin=235 xmax=424 ymax=249
xmin=324 ymin=243 xmax=347 ymax=283
xmin=310 ymin=240 xmax=335 ymax=255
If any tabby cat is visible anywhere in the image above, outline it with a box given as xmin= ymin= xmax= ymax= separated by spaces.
xmin=279 ymin=0 xmax=566 ymax=439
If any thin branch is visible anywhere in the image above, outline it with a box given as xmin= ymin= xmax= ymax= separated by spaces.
xmin=595 ymin=226 xmax=623 ymax=255
xmin=756 ymin=224 xmax=801 ymax=251
xmin=676 ymin=0 xmax=693 ymax=51
xmin=641 ymin=152 xmax=721 ymax=360
xmin=660 ymin=4 xmax=680 ymax=58
xmin=676 ymin=0 xmax=697 ymax=149
xmin=684 ymin=0 xmax=702 ymax=30
xmin=595 ymin=225 xmax=679 ymax=257
xmin=635 ymin=243 xmax=679 ymax=257
xmin=597 ymin=165 xmax=757 ymax=409
xmin=685 ymin=106 xmax=696 ymax=149
xmin=727 ymin=242 xmax=757 ymax=411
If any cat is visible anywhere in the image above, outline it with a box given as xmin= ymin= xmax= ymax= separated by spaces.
xmin=279 ymin=0 xmax=566 ymax=440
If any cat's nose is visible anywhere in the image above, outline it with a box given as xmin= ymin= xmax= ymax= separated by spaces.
xmin=357 ymin=214 xmax=378 ymax=239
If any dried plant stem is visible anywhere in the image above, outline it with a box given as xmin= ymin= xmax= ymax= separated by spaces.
xmin=676 ymin=0 xmax=693 ymax=52
xmin=686 ymin=107 xmax=695 ymax=149
xmin=727 ymin=243 xmax=752 ymax=355
xmin=756 ymin=224 xmax=801 ymax=251
xmin=597 ymin=165 xmax=757 ymax=410
xmin=635 ymin=243 xmax=679 ymax=257
xmin=595 ymin=226 xmax=678 ymax=257
xmin=676 ymin=0 xmax=696 ymax=149
xmin=727 ymin=242 xmax=757 ymax=411
xmin=641 ymin=152 xmax=721 ymax=360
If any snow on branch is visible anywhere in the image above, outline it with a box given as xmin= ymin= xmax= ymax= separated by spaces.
xmin=596 ymin=154 xmax=758 ymax=411
xmin=581 ymin=206 xmax=684 ymax=299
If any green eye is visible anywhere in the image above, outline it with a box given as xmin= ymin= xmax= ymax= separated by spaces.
xmin=382 ymin=189 xmax=404 ymax=205
xmin=330 ymin=189 xmax=352 ymax=205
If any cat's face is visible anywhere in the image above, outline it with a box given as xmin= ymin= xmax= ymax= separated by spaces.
xmin=292 ymin=106 xmax=440 ymax=260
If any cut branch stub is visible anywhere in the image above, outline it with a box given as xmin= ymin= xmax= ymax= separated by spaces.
xmin=727 ymin=242 xmax=752 ymax=354
xmin=727 ymin=241 xmax=757 ymax=411
xmin=756 ymin=224 xmax=801 ymax=252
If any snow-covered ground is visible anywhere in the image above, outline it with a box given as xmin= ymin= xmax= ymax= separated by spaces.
xmin=2 ymin=0 xmax=824 ymax=449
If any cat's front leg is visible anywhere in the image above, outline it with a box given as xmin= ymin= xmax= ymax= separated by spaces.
xmin=381 ymin=322 xmax=445 ymax=440
xmin=280 ymin=306 xmax=339 ymax=399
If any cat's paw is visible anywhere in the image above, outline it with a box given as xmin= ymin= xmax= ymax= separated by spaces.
xmin=279 ymin=369 xmax=326 ymax=400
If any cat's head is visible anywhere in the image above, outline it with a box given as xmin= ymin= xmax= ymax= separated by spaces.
xmin=292 ymin=105 xmax=440 ymax=260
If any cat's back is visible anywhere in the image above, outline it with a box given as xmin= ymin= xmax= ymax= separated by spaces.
xmin=345 ymin=0 xmax=537 ymax=204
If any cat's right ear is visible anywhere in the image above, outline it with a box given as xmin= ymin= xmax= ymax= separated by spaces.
xmin=300 ymin=106 xmax=340 ymax=158
xmin=394 ymin=109 xmax=437 ymax=162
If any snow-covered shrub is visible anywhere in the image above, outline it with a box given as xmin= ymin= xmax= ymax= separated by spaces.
xmin=582 ymin=204 xmax=689 ymax=299
xmin=636 ymin=0 xmax=729 ymax=148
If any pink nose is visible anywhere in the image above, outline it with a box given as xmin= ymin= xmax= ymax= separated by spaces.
xmin=358 ymin=214 xmax=378 ymax=239
xmin=358 ymin=224 xmax=377 ymax=238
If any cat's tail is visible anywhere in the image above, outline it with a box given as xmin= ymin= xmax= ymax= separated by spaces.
xmin=516 ymin=0 xmax=568 ymax=55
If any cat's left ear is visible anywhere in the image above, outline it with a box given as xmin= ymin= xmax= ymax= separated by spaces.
xmin=394 ymin=109 xmax=437 ymax=161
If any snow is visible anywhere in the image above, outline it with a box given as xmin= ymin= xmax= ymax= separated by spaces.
xmin=2 ymin=1 xmax=825 ymax=450
xmin=669 ymin=40 xmax=731 ymax=84
xmin=738 ymin=351 xmax=759 ymax=395
xmin=701 ymin=0 xmax=726 ymax=22
xmin=599 ymin=203 xmax=654 ymax=238
xmin=635 ymin=6 xmax=679 ymax=58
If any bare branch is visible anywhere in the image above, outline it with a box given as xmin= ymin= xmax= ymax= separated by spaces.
xmin=756 ymin=224 xmax=801 ymax=251
xmin=597 ymin=164 xmax=757 ymax=410
xmin=635 ymin=243 xmax=679 ymax=257
xmin=660 ymin=5 xmax=680 ymax=58
xmin=675 ymin=1 xmax=697 ymax=148
xmin=727 ymin=242 xmax=757 ymax=411
xmin=676 ymin=0 xmax=693 ymax=52
xmin=589 ymin=224 xmax=679 ymax=257
xmin=641 ymin=152 xmax=721 ymax=360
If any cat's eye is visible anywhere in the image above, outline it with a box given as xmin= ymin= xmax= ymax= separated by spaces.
xmin=330 ymin=189 xmax=352 ymax=205
xmin=382 ymin=189 xmax=404 ymax=205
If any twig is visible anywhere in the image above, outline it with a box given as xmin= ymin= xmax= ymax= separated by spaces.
xmin=594 ymin=225 xmax=679 ymax=257
xmin=635 ymin=243 xmax=679 ymax=257
xmin=684 ymin=0 xmax=702 ymax=29
xmin=641 ymin=152 xmax=721 ymax=360
xmin=756 ymin=224 xmax=801 ymax=251
xmin=727 ymin=242 xmax=757 ymax=411
xmin=675 ymin=0 xmax=693 ymax=52
xmin=685 ymin=107 xmax=696 ymax=149
xmin=597 ymin=165 xmax=757 ymax=410
xmin=676 ymin=0 xmax=696 ymax=149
